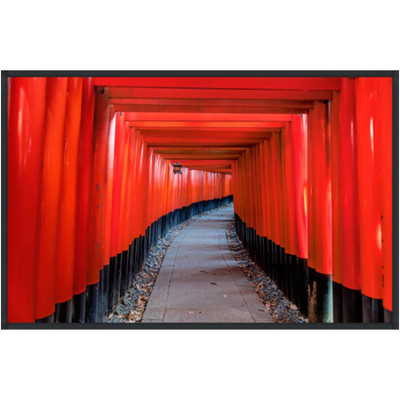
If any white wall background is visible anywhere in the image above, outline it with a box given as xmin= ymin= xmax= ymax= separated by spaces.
xmin=1 ymin=1 xmax=398 ymax=399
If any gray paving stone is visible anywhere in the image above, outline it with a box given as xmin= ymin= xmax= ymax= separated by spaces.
xmin=142 ymin=206 xmax=274 ymax=324
xmin=163 ymin=308 xmax=254 ymax=323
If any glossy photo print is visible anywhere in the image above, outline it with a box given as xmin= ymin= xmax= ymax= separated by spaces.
xmin=2 ymin=72 xmax=398 ymax=329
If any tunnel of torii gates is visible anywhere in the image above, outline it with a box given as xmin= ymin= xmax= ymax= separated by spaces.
xmin=7 ymin=76 xmax=393 ymax=324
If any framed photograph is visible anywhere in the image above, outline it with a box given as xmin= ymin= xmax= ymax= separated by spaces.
xmin=2 ymin=71 xmax=398 ymax=329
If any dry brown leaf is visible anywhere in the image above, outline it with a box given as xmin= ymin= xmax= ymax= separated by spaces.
xmin=127 ymin=310 xmax=141 ymax=322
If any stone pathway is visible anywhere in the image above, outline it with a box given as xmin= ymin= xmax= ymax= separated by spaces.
xmin=142 ymin=205 xmax=274 ymax=323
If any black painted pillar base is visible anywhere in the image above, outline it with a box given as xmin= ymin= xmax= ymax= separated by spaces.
xmin=55 ymin=299 xmax=73 ymax=323
xmin=362 ymin=295 xmax=384 ymax=322
xmin=115 ymin=252 xmax=123 ymax=304
xmin=384 ymin=308 xmax=392 ymax=323
xmin=85 ymin=282 xmax=99 ymax=322
xmin=108 ymin=256 xmax=117 ymax=314
xmin=333 ymin=281 xmax=343 ymax=322
xmin=72 ymin=292 xmax=86 ymax=323
xmin=98 ymin=266 xmax=109 ymax=322
xmin=316 ymin=271 xmax=333 ymax=323
xmin=297 ymin=258 xmax=309 ymax=316
xmin=342 ymin=286 xmax=362 ymax=322
xmin=120 ymin=250 xmax=129 ymax=298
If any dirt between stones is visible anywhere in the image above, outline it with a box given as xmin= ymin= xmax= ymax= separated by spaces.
xmin=226 ymin=219 xmax=308 ymax=324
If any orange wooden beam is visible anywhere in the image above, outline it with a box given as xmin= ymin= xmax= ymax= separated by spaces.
xmin=124 ymin=112 xmax=293 ymax=122
xmin=113 ymin=104 xmax=309 ymax=114
xmin=108 ymin=87 xmax=333 ymax=101
xmin=128 ymin=121 xmax=287 ymax=129
xmin=160 ymin=154 xmax=240 ymax=160
xmin=109 ymin=98 xmax=313 ymax=108
xmin=94 ymin=77 xmax=341 ymax=91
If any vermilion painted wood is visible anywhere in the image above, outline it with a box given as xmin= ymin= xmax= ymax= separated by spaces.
xmin=139 ymin=140 xmax=149 ymax=235
xmin=256 ymin=145 xmax=262 ymax=233
xmin=94 ymin=77 xmax=341 ymax=90
xmin=36 ymin=78 xmax=68 ymax=319
xmin=309 ymin=101 xmax=332 ymax=275
xmin=337 ymin=79 xmax=361 ymax=291
xmin=8 ymin=77 xmax=47 ymax=322
xmin=87 ymin=87 xmax=110 ymax=286
xmin=378 ymin=78 xmax=393 ymax=312
xmin=109 ymin=97 xmax=314 ymax=108
xmin=117 ymin=113 xmax=130 ymax=254
xmin=153 ymin=146 xmax=246 ymax=153
xmin=291 ymin=115 xmax=308 ymax=259
xmin=103 ymin=107 xmax=117 ymax=267
xmin=134 ymin=135 xmax=146 ymax=237
xmin=55 ymin=77 xmax=83 ymax=304
xmin=261 ymin=140 xmax=269 ymax=239
xmin=307 ymin=108 xmax=316 ymax=272
xmin=130 ymin=130 xmax=141 ymax=239
xmin=265 ymin=139 xmax=274 ymax=244
xmin=281 ymin=125 xmax=290 ymax=254
xmin=355 ymin=78 xmax=383 ymax=300
xmin=124 ymin=112 xmax=292 ymax=122
xmin=127 ymin=121 xmax=286 ymax=129
xmin=274 ymin=133 xmax=284 ymax=249
xmin=108 ymin=87 xmax=333 ymax=101
xmin=164 ymin=160 xmax=173 ymax=214
xmin=146 ymin=148 xmax=155 ymax=227
xmin=140 ymin=129 xmax=277 ymax=136
xmin=74 ymin=78 xmax=95 ymax=296
xmin=258 ymin=141 xmax=266 ymax=237
xmin=109 ymin=112 xmax=123 ymax=258
xmin=114 ymin=104 xmax=310 ymax=114
xmin=331 ymin=91 xmax=342 ymax=286
xmin=285 ymin=121 xmax=297 ymax=256
xmin=124 ymin=126 xmax=136 ymax=249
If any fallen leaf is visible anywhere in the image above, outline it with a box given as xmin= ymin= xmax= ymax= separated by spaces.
xmin=223 ymin=294 xmax=227 ymax=298
xmin=187 ymin=311 xmax=194 ymax=314
xmin=210 ymin=282 xmax=218 ymax=285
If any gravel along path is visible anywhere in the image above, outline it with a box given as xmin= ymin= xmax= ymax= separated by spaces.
xmin=226 ymin=219 xmax=308 ymax=324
